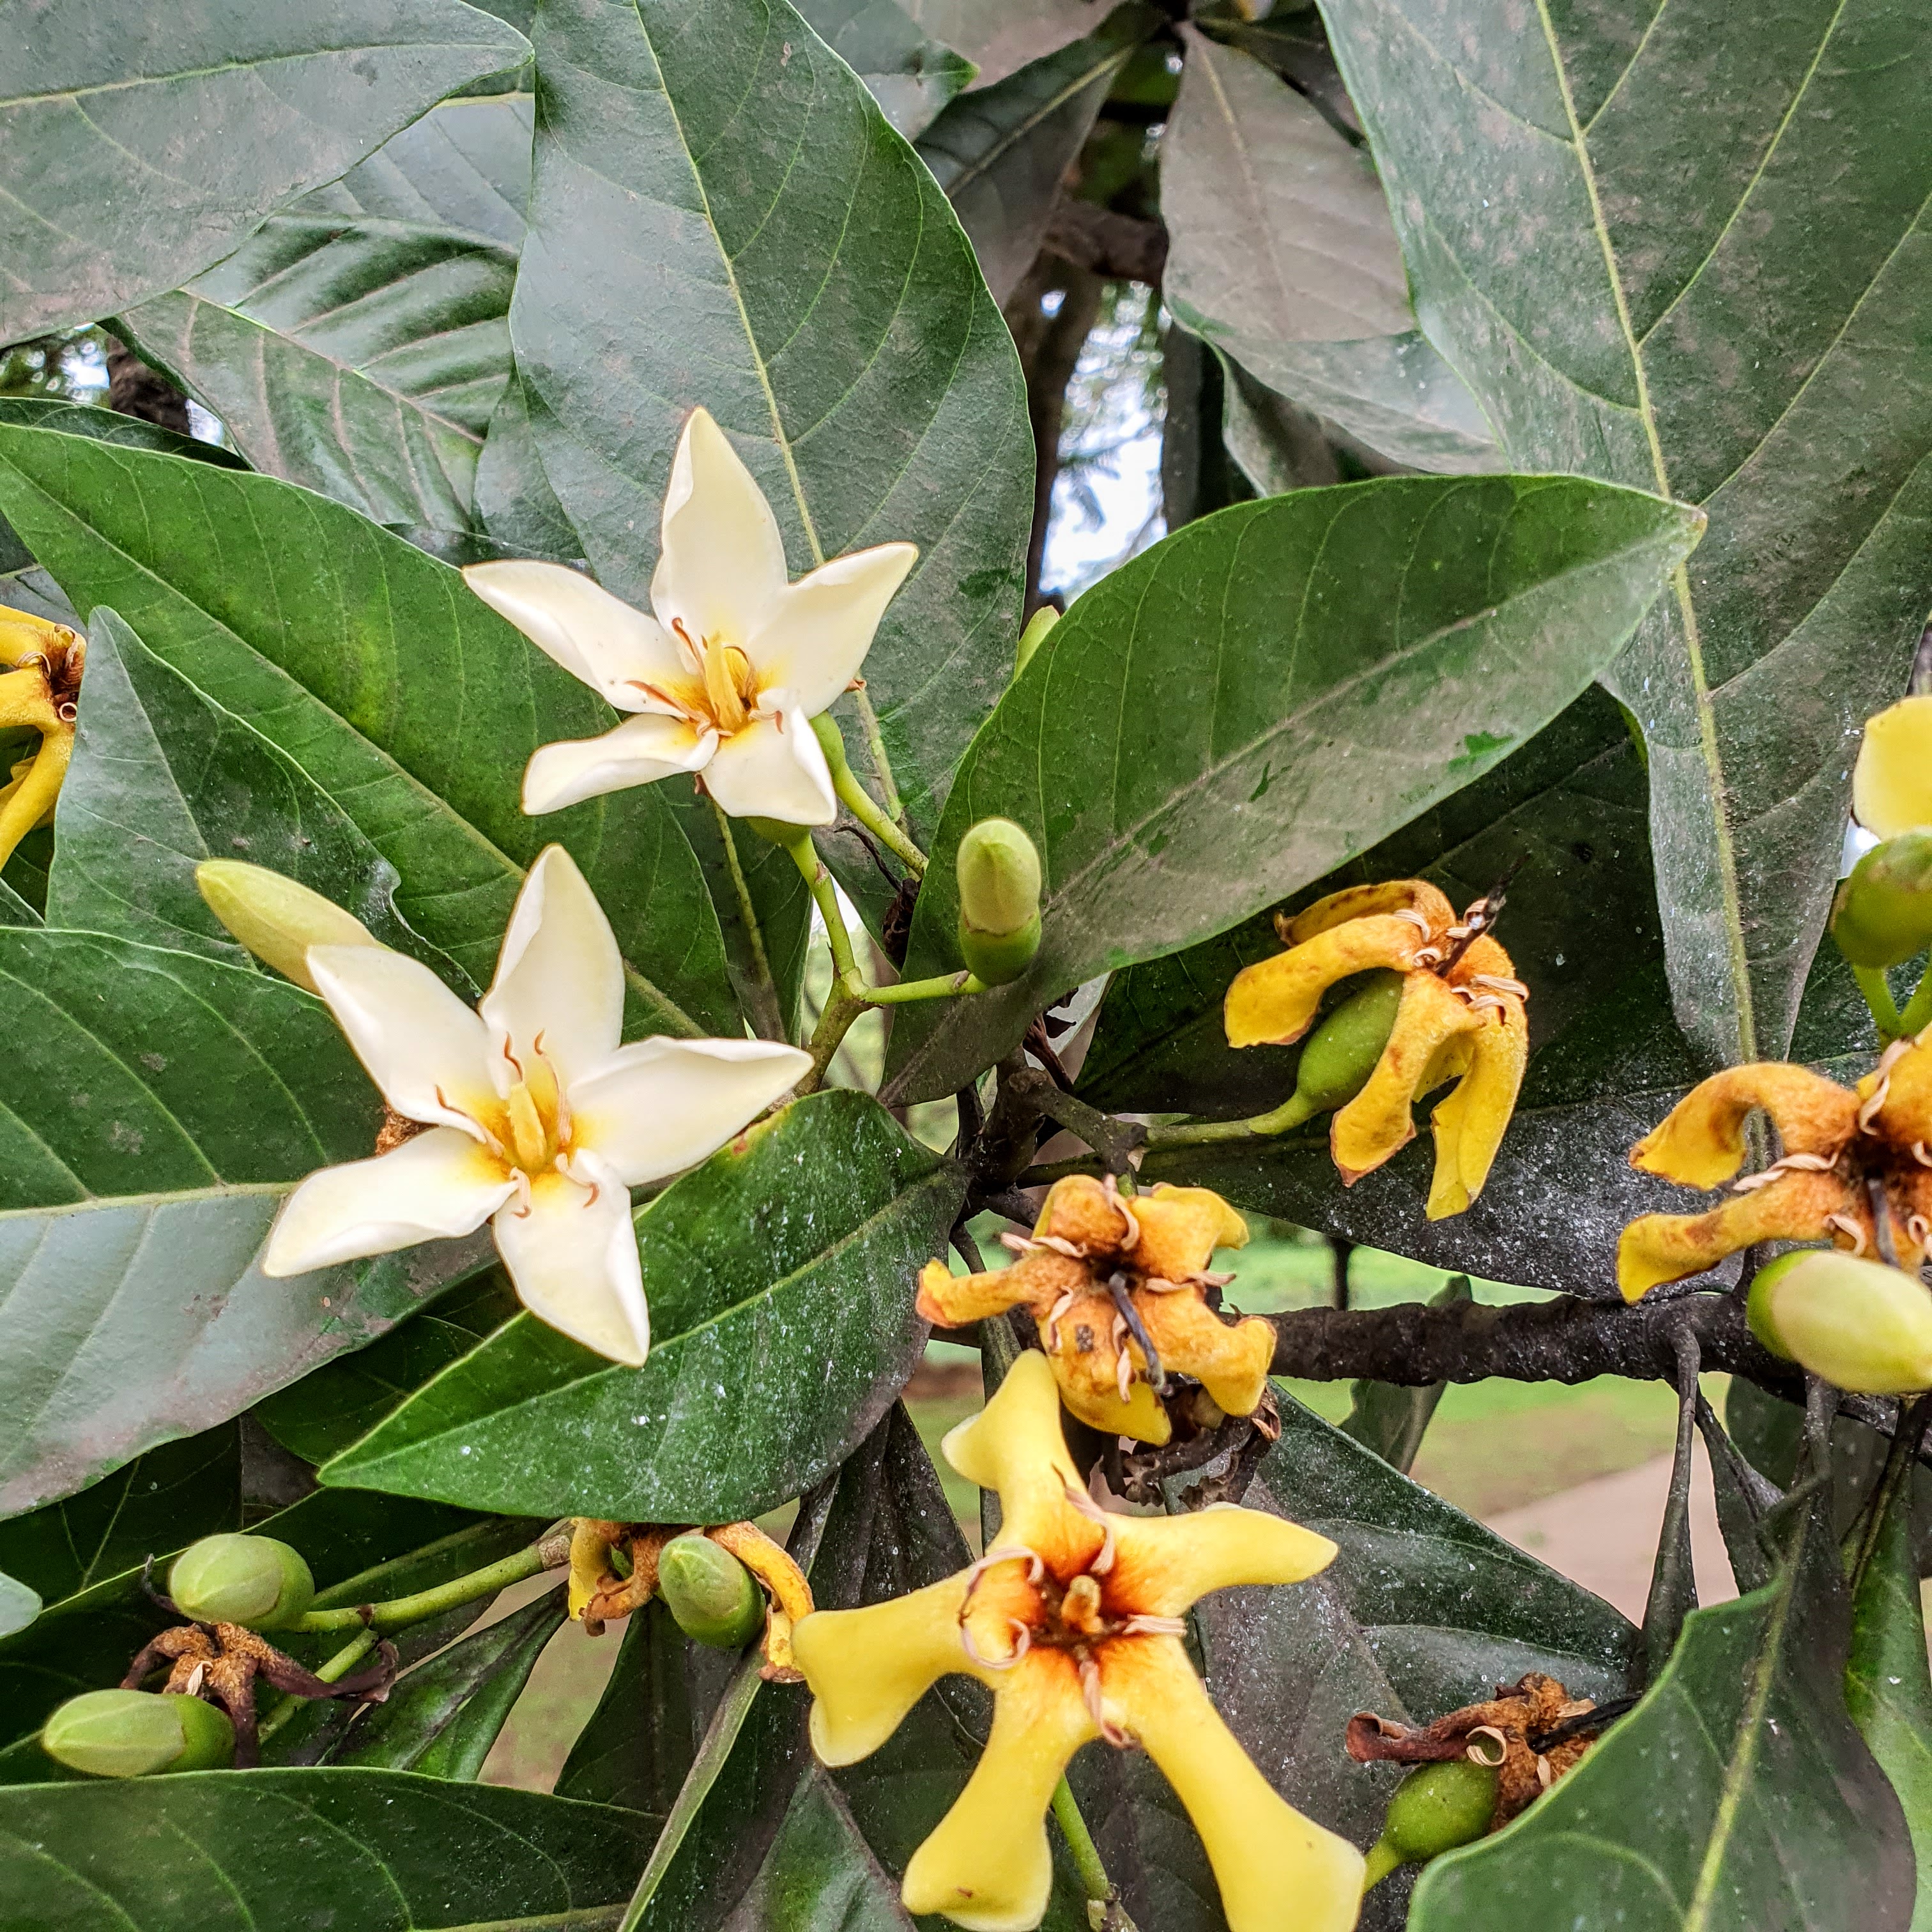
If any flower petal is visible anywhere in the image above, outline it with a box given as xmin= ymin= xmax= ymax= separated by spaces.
xmin=0 ymin=723 xmax=70 ymax=871
xmin=1106 ymin=1636 xmax=1364 ymax=1932
xmin=0 ymin=603 xmax=71 ymax=670
xmin=1040 ymin=1287 xmax=1174 ymax=1445
xmin=1616 ymin=1169 xmax=1853 ymax=1301
xmin=566 ymin=1036 xmax=809 ymax=1187
xmin=701 ymin=710 xmax=836 ymax=825
xmin=491 ymin=1156 xmax=648 ymax=1365
xmin=463 ymin=558 xmax=686 ymax=711
xmin=1630 ymin=1063 xmax=1857 ymax=1189
xmin=1283 ymin=878 xmax=1453 ymax=944
xmin=1223 ymin=915 xmax=1422 ymax=1048
xmin=746 ymin=542 xmax=917 ymax=715
xmin=521 ymin=712 xmax=714 ymax=816
xmin=1331 ymin=971 xmax=1480 ymax=1183
xmin=1138 ymin=1289 xmax=1276 ymax=1422
xmin=795 ymin=1575 xmax=970 ymax=1766
xmin=900 ymin=1650 xmax=1095 ymax=1932
xmin=1132 ymin=1183 xmax=1250 ymax=1281
xmin=1854 ymin=694 xmax=1932 ymax=839
xmin=651 ymin=407 xmax=789 ymax=648
xmin=263 ymin=1128 xmax=514 ymax=1275
xmin=306 ymin=945 xmax=497 ymax=1132
xmin=1109 ymin=1503 xmax=1336 ymax=1618
xmin=1036 ymin=1173 xmax=1133 ymax=1254
xmin=914 ymin=1250 xmax=1085 ymax=1330
xmin=1864 ymin=1036 xmax=1932 ymax=1146
xmin=480 ymin=845 xmax=624 ymax=1092
xmin=1425 ymin=1002 xmax=1528 ymax=1218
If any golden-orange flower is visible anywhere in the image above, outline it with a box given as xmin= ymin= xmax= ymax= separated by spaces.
xmin=0 ymin=603 xmax=82 ymax=870
xmin=916 ymin=1175 xmax=1273 ymax=1445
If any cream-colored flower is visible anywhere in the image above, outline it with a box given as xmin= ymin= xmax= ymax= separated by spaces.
xmin=263 ymin=845 xmax=809 ymax=1364
xmin=464 ymin=409 xmax=916 ymax=827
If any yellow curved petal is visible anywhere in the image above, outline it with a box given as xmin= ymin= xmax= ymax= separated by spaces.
xmin=1139 ymin=1291 xmax=1275 ymax=1420
xmin=567 ymin=1519 xmax=625 ymax=1620
xmin=1051 ymin=1352 xmax=1172 ymax=1445
xmin=0 ymin=726 xmax=70 ymax=870
xmin=942 ymin=1353 xmax=1101 ymax=1564
xmin=1616 ymin=1170 xmax=1851 ymax=1301
xmin=1223 ymin=916 xmax=1422 ymax=1050
xmin=1107 ymin=1637 xmax=1364 ymax=1932
xmin=1109 ymin=1504 xmax=1336 ymax=1618
xmin=915 ymin=1251 xmax=1084 ymax=1329
xmin=795 ymin=1575 xmax=970 ymax=1766
xmin=1282 ymin=879 xmax=1453 ymax=944
xmin=1133 ymin=1184 xmax=1248 ymax=1280
xmin=901 ymin=1650 xmax=1095 ymax=1932
xmin=1035 ymin=1173 xmax=1131 ymax=1254
xmin=1862 ymin=1035 xmax=1932 ymax=1146
xmin=1331 ymin=972 xmax=1478 ymax=1183
xmin=0 ymin=664 xmax=59 ymax=731
xmin=1630 ymin=1063 xmax=1855 ymax=1188
xmin=1425 ymin=1004 xmax=1528 ymax=1219
xmin=0 ymin=604 xmax=73 ymax=669
xmin=1854 ymin=694 xmax=1932 ymax=839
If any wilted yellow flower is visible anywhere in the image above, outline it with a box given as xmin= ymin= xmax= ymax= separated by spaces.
xmin=916 ymin=1175 xmax=1273 ymax=1446
xmin=792 ymin=1352 xmax=1363 ymax=1932
xmin=1223 ymin=881 xmax=1528 ymax=1217
xmin=1617 ymin=1032 xmax=1932 ymax=1301
xmin=1853 ymin=694 xmax=1932 ymax=840
xmin=0 ymin=604 xmax=82 ymax=870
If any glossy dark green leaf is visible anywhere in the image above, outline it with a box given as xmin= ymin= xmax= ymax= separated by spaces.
xmin=0 ymin=927 xmax=492 ymax=1516
xmin=122 ymin=91 xmax=533 ymax=533
xmin=721 ymin=1770 xmax=916 ymax=1932
xmin=0 ymin=1769 xmax=655 ymax=1929
xmin=1409 ymin=1495 xmax=1913 ymax=1931
xmin=1163 ymin=31 xmax=1498 ymax=473
xmin=556 ymin=1598 xmax=702 ymax=1814
xmin=885 ymin=474 xmax=1703 ymax=1105
xmin=0 ymin=425 xmax=733 ymax=1034
xmin=0 ymin=0 xmax=528 ymax=342
xmin=321 ymin=1092 xmax=964 ymax=1523
xmin=1340 ymin=1275 xmax=1469 ymax=1474
xmin=798 ymin=0 xmax=974 ymax=138
xmin=1321 ymin=0 xmax=1932 ymax=1068
xmin=482 ymin=0 xmax=1031 ymax=845
xmin=916 ymin=6 xmax=1158 ymax=303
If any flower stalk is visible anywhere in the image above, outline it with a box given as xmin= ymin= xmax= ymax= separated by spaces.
xmin=1051 ymin=1775 xmax=1139 ymax=1932
xmin=812 ymin=714 xmax=926 ymax=875
xmin=295 ymin=1529 xmax=569 ymax=1633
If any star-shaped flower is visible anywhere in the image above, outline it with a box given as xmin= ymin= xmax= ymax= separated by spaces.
xmin=263 ymin=845 xmax=809 ymax=1363
xmin=792 ymin=1352 xmax=1363 ymax=1932
xmin=464 ymin=408 xmax=916 ymax=827
xmin=0 ymin=602 xmax=83 ymax=871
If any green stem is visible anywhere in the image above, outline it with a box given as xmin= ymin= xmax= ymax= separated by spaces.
xmin=296 ymin=1537 xmax=564 ymax=1634
xmin=255 ymin=1629 xmax=376 ymax=1745
xmin=849 ymin=686 xmax=905 ymax=827
xmin=1896 ymin=957 xmax=1932 ymax=1038
xmin=785 ymin=829 xmax=862 ymax=995
xmin=1052 ymin=1776 xmax=1138 ymax=1930
xmin=813 ymin=716 xmax=926 ymax=875
xmin=1361 ymin=1839 xmax=1403 ymax=1894
xmin=1854 ymin=963 xmax=1905 ymax=1038
xmin=1027 ymin=1091 xmax=1320 ymax=1182
xmin=710 ymin=798 xmax=783 ymax=1039
xmin=864 ymin=968 xmax=984 ymax=1005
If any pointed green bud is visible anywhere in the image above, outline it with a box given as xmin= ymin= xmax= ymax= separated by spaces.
xmin=1747 ymin=1249 xmax=1932 ymax=1395
xmin=1294 ymin=970 xmax=1404 ymax=1112
xmin=657 ymin=1533 xmax=765 ymax=1651
xmin=1361 ymin=1758 xmax=1498 ymax=1890
xmin=1012 ymin=605 xmax=1059 ymax=681
xmin=956 ymin=817 xmax=1042 ymax=986
xmin=1830 ymin=831 xmax=1932 ymax=969
xmin=42 ymin=1689 xmax=234 ymax=1778
xmin=167 ymin=1533 xmax=316 ymax=1631
xmin=195 ymin=861 xmax=379 ymax=994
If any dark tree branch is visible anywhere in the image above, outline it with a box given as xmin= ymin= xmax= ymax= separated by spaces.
xmin=1043 ymin=198 xmax=1168 ymax=288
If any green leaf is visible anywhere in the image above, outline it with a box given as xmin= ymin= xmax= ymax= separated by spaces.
xmin=0 ymin=425 xmax=733 ymax=1036
xmin=0 ymin=0 xmax=529 ymax=342
xmin=726 ymin=1769 xmax=918 ymax=1932
xmin=480 ymin=0 xmax=1032 ymax=845
xmin=1319 ymin=0 xmax=1932 ymax=1068
xmin=0 ymin=926 xmax=491 ymax=1515
xmin=1340 ymin=1273 xmax=1469 ymax=1474
xmin=1409 ymin=1494 xmax=1914 ymax=1931
xmin=915 ymin=7 xmax=1158 ymax=303
xmin=1162 ymin=31 xmax=1499 ymax=473
xmin=884 ymin=473 xmax=1705 ymax=1105
xmin=898 ymin=0 xmax=1100 ymax=88
xmin=797 ymin=0 xmax=975 ymax=139
xmin=0 ymin=1769 xmax=656 ymax=1929
xmin=556 ymin=1598 xmax=701 ymax=1814
xmin=121 ymin=90 xmax=534 ymax=532
xmin=321 ymin=1091 xmax=964 ymax=1523
xmin=330 ymin=1582 xmax=567 ymax=1777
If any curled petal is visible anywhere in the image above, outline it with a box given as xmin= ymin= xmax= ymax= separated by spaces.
xmin=491 ymin=1155 xmax=648 ymax=1365
xmin=746 ymin=542 xmax=917 ymax=716
xmin=263 ymin=1128 xmax=514 ymax=1275
xmin=700 ymin=709 xmax=836 ymax=825
xmin=1138 ymin=1289 xmax=1275 ymax=1422
xmin=1105 ymin=1637 xmax=1364 ymax=1932
xmin=0 ymin=663 xmax=59 ymax=732
xmin=1132 ymin=1183 xmax=1250 ymax=1282
xmin=795 ymin=1575 xmax=970 ymax=1765
xmin=1630 ymin=1063 xmax=1856 ymax=1189
xmin=1283 ymin=879 xmax=1454 ymax=944
xmin=1617 ymin=1169 xmax=1853 ymax=1302
xmin=1110 ymin=1505 xmax=1336 ymax=1618
xmin=1426 ymin=1001 xmax=1528 ymax=1219
xmin=462 ymin=558 xmax=686 ymax=710
xmin=521 ymin=712 xmax=714 ymax=816
xmin=1036 ymin=1173 xmax=1131 ymax=1254
xmin=1223 ymin=914 xmax=1422 ymax=1049
xmin=1863 ymin=1036 xmax=1932 ymax=1147
xmin=0 ymin=604 xmax=71 ymax=670
xmin=1853 ymin=694 xmax=1932 ymax=839
xmin=1039 ymin=1291 xmax=1173 ymax=1446
xmin=900 ymin=1650 xmax=1095 ymax=1932
xmin=916 ymin=1249 xmax=1085 ymax=1328
xmin=0 ymin=723 xmax=70 ymax=870
xmin=652 ymin=407 xmax=789 ymax=648
xmin=1331 ymin=971 xmax=1479 ymax=1183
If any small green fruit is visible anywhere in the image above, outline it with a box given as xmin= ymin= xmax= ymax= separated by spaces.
xmin=167 ymin=1533 xmax=316 ymax=1630
xmin=1830 ymin=831 xmax=1932 ymax=969
xmin=657 ymin=1533 xmax=765 ymax=1651
xmin=42 ymin=1689 xmax=234 ymax=1779
xmin=1361 ymin=1758 xmax=1498 ymax=1891
xmin=195 ymin=861 xmax=379 ymax=995
xmin=1747 ymin=1249 xmax=1932 ymax=1395
xmin=1293 ymin=970 xmax=1404 ymax=1112
xmin=956 ymin=817 xmax=1043 ymax=986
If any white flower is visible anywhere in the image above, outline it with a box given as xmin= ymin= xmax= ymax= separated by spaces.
xmin=464 ymin=408 xmax=917 ymax=827
xmin=263 ymin=845 xmax=809 ymax=1366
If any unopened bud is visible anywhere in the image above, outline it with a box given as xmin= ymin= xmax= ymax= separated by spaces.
xmin=657 ymin=1533 xmax=765 ymax=1650
xmin=167 ymin=1533 xmax=315 ymax=1630
xmin=956 ymin=817 xmax=1042 ymax=986
xmin=1853 ymin=695 xmax=1932 ymax=841
xmin=42 ymin=1689 xmax=234 ymax=1778
xmin=195 ymin=861 xmax=378 ymax=995
xmin=1830 ymin=831 xmax=1932 ymax=969
xmin=1294 ymin=970 xmax=1404 ymax=1112
xmin=1748 ymin=1249 xmax=1932 ymax=1395
xmin=1012 ymin=605 xmax=1059 ymax=682
xmin=1361 ymin=1758 xmax=1498 ymax=1891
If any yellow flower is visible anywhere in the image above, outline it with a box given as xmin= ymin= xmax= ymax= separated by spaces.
xmin=1853 ymin=694 xmax=1932 ymax=839
xmin=0 ymin=604 xmax=83 ymax=871
xmin=916 ymin=1175 xmax=1273 ymax=1446
xmin=1616 ymin=1033 xmax=1932 ymax=1301
xmin=1223 ymin=881 xmax=1528 ymax=1218
xmin=792 ymin=1353 xmax=1363 ymax=1932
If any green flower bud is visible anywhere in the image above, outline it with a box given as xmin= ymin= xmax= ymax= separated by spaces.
xmin=42 ymin=1689 xmax=234 ymax=1778
xmin=167 ymin=1533 xmax=316 ymax=1630
xmin=195 ymin=861 xmax=379 ymax=995
xmin=1012 ymin=604 xmax=1059 ymax=681
xmin=956 ymin=817 xmax=1043 ymax=986
xmin=1830 ymin=831 xmax=1932 ymax=969
xmin=1747 ymin=1249 xmax=1932 ymax=1395
xmin=1293 ymin=970 xmax=1404 ymax=1112
xmin=1361 ymin=1758 xmax=1498 ymax=1892
xmin=657 ymin=1533 xmax=765 ymax=1651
